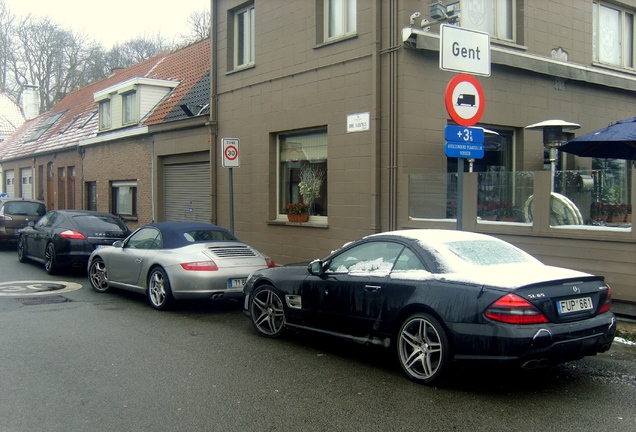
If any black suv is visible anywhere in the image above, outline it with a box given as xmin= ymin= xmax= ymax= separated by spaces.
xmin=0 ymin=198 xmax=47 ymax=245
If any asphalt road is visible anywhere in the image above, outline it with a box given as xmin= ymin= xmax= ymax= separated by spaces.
xmin=0 ymin=245 xmax=635 ymax=432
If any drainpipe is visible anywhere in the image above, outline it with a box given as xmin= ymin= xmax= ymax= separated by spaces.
xmin=370 ymin=0 xmax=382 ymax=233
xmin=209 ymin=0 xmax=218 ymax=225
xmin=387 ymin=0 xmax=399 ymax=231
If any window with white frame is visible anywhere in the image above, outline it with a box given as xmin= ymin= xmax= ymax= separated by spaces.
xmin=593 ymin=2 xmax=635 ymax=68
xmin=111 ymin=181 xmax=137 ymax=217
xmin=278 ymin=129 xmax=328 ymax=218
xmin=99 ymin=99 xmax=111 ymax=130
xmin=122 ymin=91 xmax=137 ymax=124
xmin=233 ymin=4 xmax=255 ymax=68
xmin=461 ymin=0 xmax=514 ymax=42
xmin=325 ymin=0 xmax=356 ymax=40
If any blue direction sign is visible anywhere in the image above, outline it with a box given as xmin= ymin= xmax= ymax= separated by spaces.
xmin=444 ymin=125 xmax=485 ymax=143
xmin=444 ymin=142 xmax=485 ymax=158
xmin=444 ymin=125 xmax=485 ymax=159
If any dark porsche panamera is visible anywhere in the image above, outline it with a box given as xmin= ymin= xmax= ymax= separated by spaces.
xmin=243 ymin=229 xmax=616 ymax=384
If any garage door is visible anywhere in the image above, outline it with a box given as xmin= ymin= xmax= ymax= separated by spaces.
xmin=20 ymin=167 xmax=33 ymax=199
xmin=4 ymin=170 xmax=14 ymax=197
xmin=164 ymin=162 xmax=211 ymax=222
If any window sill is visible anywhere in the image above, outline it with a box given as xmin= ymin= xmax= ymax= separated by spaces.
xmin=226 ymin=63 xmax=255 ymax=75
xmin=267 ymin=219 xmax=329 ymax=228
xmin=591 ymin=61 xmax=636 ymax=77
xmin=314 ymin=33 xmax=357 ymax=49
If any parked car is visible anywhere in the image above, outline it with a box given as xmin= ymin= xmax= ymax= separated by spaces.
xmin=243 ymin=229 xmax=616 ymax=385
xmin=0 ymin=198 xmax=46 ymax=246
xmin=87 ymin=221 xmax=276 ymax=310
xmin=18 ymin=210 xmax=131 ymax=274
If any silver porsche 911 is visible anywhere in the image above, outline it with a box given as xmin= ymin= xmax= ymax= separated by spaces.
xmin=88 ymin=221 xmax=275 ymax=310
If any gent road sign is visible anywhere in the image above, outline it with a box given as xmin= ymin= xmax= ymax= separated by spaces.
xmin=440 ymin=24 xmax=491 ymax=77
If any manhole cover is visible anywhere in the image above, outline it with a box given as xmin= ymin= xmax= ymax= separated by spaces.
xmin=14 ymin=295 xmax=73 ymax=305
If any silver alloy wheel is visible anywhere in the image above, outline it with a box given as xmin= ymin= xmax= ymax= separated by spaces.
xmin=250 ymin=287 xmax=285 ymax=337
xmin=44 ymin=243 xmax=56 ymax=275
xmin=147 ymin=268 xmax=172 ymax=310
xmin=89 ymin=258 xmax=110 ymax=292
xmin=397 ymin=314 xmax=447 ymax=383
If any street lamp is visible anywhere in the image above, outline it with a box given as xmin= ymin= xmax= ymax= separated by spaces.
xmin=525 ymin=120 xmax=581 ymax=191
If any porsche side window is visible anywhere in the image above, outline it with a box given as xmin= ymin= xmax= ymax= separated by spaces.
xmin=327 ymin=241 xmax=403 ymax=274
xmin=127 ymin=228 xmax=160 ymax=250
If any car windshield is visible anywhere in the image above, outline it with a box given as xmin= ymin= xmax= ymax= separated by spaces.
xmin=182 ymin=229 xmax=237 ymax=242
xmin=3 ymin=201 xmax=46 ymax=216
xmin=443 ymin=239 xmax=535 ymax=267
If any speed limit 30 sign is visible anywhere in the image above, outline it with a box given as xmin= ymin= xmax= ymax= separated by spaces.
xmin=222 ymin=138 xmax=240 ymax=168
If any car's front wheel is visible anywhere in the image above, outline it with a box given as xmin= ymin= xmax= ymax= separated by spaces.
xmin=249 ymin=285 xmax=286 ymax=338
xmin=88 ymin=258 xmax=110 ymax=293
xmin=397 ymin=312 xmax=449 ymax=385
xmin=44 ymin=243 xmax=57 ymax=275
xmin=17 ymin=236 xmax=28 ymax=263
xmin=147 ymin=267 xmax=173 ymax=310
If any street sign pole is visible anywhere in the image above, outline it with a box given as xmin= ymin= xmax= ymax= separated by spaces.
xmin=221 ymin=138 xmax=240 ymax=234
xmin=457 ymin=158 xmax=464 ymax=230
xmin=229 ymin=168 xmax=234 ymax=234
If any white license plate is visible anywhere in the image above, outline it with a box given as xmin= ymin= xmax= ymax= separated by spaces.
xmin=557 ymin=297 xmax=593 ymax=314
xmin=228 ymin=278 xmax=246 ymax=288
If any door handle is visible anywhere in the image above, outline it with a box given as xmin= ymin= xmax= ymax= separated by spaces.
xmin=135 ymin=258 xmax=142 ymax=263
xmin=364 ymin=285 xmax=381 ymax=292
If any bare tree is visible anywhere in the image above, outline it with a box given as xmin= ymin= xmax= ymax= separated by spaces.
xmin=109 ymin=32 xmax=174 ymax=69
xmin=181 ymin=9 xmax=211 ymax=44
xmin=0 ymin=0 xmax=15 ymax=94
xmin=0 ymin=6 xmax=206 ymax=113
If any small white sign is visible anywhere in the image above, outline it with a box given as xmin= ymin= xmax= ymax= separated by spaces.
xmin=222 ymin=138 xmax=240 ymax=168
xmin=440 ymin=24 xmax=491 ymax=77
xmin=347 ymin=112 xmax=370 ymax=133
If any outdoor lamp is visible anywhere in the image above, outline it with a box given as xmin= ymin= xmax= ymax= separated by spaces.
xmin=526 ymin=120 xmax=581 ymax=191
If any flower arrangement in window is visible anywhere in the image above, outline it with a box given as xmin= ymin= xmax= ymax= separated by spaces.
xmin=298 ymin=164 xmax=325 ymax=214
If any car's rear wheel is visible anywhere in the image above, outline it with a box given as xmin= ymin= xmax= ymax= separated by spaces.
xmin=44 ymin=243 xmax=57 ymax=275
xmin=397 ymin=312 xmax=449 ymax=385
xmin=249 ymin=285 xmax=286 ymax=338
xmin=17 ymin=236 xmax=28 ymax=263
xmin=147 ymin=267 xmax=173 ymax=310
xmin=88 ymin=258 xmax=110 ymax=293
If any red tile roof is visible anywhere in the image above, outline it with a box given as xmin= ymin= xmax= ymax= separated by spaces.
xmin=0 ymin=38 xmax=210 ymax=161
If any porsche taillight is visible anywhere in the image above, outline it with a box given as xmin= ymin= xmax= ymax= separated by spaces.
xmin=60 ymin=230 xmax=86 ymax=239
xmin=180 ymin=261 xmax=219 ymax=271
xmin=265 ymin=257 xmax=276 ymax=268
xmin=485 ymin=293 xmax=549 ymax=324
xmin=599 ymin=285 xmax=612 ymax=314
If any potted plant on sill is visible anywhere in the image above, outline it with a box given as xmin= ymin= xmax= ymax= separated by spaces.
xmin=282 ymin=202 xmax=309 ymax=222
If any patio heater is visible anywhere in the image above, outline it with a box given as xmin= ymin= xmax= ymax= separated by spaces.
xmin=525 ymin=120 xmax=581 ymax=191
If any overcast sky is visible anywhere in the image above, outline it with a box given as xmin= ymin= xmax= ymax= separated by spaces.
xmin=6 ymin=0 xmax=210 ymax=48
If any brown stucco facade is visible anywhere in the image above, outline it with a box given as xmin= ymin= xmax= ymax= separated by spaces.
xmin=209 ymin=0 xmax=636 ymax=313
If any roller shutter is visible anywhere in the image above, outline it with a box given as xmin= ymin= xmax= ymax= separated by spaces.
xmin=21 ymin=168 xmax=33 ymax=199
xmin=5 ymin=170 xmax=14 ymax=197
xmin=164 ymin=163 xmax=210 ymax=222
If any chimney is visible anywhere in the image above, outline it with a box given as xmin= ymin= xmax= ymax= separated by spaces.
xmin=22 ymin=85 xmax=40 ymax=120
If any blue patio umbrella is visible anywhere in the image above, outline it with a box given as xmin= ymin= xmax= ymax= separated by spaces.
xmin=560 ymin=117 xmax=636 ymax=160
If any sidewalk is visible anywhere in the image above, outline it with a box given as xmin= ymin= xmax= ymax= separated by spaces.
xmin=617 ymin=317 xmax=636 ymax=342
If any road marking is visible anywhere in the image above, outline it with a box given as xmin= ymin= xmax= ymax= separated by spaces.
xmin=0 ymin=281 xmax=83 ymax=296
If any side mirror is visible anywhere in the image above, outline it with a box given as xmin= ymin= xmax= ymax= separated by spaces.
xmin=112 ymin=240 xmax=124 ymax=248
xmin=308 ymin=260 xmax=324 ymax=276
